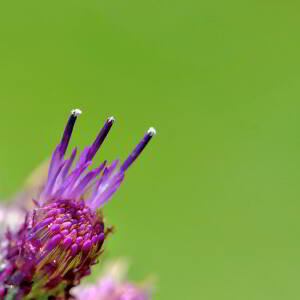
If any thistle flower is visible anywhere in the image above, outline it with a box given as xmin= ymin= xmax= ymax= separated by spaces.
xmin=72 ymin=260 xmax=151 ymax=300
xmin=0 ymin=109 xmax=156 ymax=300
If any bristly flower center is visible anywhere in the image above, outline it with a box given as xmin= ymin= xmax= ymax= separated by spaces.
xmin=28 ymin=199 xmax=105 ymax=277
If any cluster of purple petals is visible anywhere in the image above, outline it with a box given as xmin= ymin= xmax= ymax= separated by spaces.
xmin=0 ymin=109 xmax=155 ymax=300
xmin=72 ymin=262 xmax=150 ymax=300
xmin=40 ymin=110 xmax=155 ymax=210
xmin=74 ymin=280 xmax=149 ymax=300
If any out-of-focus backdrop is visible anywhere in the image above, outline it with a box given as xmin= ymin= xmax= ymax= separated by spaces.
xmin=1 ymin=1 xmax=300 ymax=299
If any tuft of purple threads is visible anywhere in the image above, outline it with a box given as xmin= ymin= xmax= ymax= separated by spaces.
xmin=42 ymin=110 xmax=156 ymax=210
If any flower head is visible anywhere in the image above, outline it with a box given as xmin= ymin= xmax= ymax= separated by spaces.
xmin=0 ymin=110 xmax=156 ymax=299
xmin=72 ymin=260 xmax=152 ymax=300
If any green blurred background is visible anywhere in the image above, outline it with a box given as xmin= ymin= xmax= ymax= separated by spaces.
xmin=1 ymin=1 xmax=300 ymax=299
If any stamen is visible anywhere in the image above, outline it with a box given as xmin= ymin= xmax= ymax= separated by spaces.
xmin=59 ymin=109 xmax=81 ymax=157
xmin=47 ymin=110 xmax=81 ymax=185
xmin=120 ymin=127 xmax=156 ymax=172
xmin=85 ymin=117 xmax=115 ymax=162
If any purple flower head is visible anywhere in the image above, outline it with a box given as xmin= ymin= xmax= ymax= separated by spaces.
xmin=72 ymin=260 xmax=152 ymax=300
xmin=0 ymin=110 xmax=156 ymax=299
